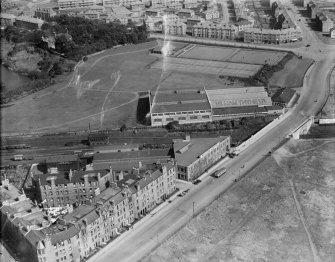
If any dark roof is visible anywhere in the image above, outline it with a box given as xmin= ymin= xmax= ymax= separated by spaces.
xmin=37 ymin=169 xmax=110 ymax=186
xmin=152 ymin=102 xmax=211 ymax=114
xmin=93 ymin=149 xmax=170 ymax=162
xmin=212 ymin=106 xmax=267 ymax=116
xmin=25 ymin=230 xmax=45 ymax=247
xmin=271 ymin=87 xmax=296 ymax=104
xmin=49 ymin=226 xmax=80 ymax=245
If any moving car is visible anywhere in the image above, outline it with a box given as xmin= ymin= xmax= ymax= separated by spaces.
xmin=213 ymin=168 xmax=227 ymax=178
xmin=193 ymin=179 xmax=201 ymax=185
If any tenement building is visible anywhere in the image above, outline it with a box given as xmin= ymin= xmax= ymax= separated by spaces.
xmin=33 ymin=167 xmax=113 ymax=207
xmin=192 ymin=21 xmax=238 ymax=40
xmin=173 ymin=136 xmax=230 ymax=181
xmin=1 ymin=164 xmax=176 ymax=262
xmin=244 ymin=27 xmax=302 ymax=44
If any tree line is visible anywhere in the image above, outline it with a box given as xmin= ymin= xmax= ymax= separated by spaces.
xmin=3 ymin=15 xmax=149 ymax=61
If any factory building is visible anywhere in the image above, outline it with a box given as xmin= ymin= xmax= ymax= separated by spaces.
xmin=149 ymin=87 xmax=281 ymax=127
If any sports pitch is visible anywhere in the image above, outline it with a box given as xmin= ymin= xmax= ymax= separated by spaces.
xmin=179 ymin=45 xmax=288 ymax=66
xmin=151 ymin=57 xmax=262 ymax=78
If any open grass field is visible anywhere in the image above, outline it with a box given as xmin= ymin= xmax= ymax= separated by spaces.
xmin=227 ymin=49 xmax=287 ymax=65
xmin=144 ymin=139 xmax=335 ymax=262
xmin=2 ymin=41 xmax=162 ymax=133
xmin=269 ymin=57 xmax=314 ymax=88
xmin=151 ymin=57 xmax=262 ymax=78
xmin=180 ymin=45 xmax=237 ymax=61
xmin=179 ymin=45 xmax=288 ymax=66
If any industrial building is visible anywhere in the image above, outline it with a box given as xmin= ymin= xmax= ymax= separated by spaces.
xmin=173 ymin=135 xmax=230 ymax=181
xmin=149 ymin=87 xmax=282 ymax=127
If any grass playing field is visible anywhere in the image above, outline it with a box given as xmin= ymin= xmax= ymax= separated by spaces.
xmin=179 ymin=45 xmax=288 ymax=66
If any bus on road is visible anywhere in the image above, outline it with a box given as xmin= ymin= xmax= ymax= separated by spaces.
xmin=213 ymin=168 xmax=227 ymax=178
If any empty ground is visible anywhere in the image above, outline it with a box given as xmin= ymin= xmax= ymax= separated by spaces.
xmin=269 ymin=57 xmax=314 ymax=88
xmin=143 ymin=139 xmax=335 ymax=262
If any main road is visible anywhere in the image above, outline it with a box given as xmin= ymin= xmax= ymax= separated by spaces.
xmin=90 ymin=12 xmax=335 ymax=262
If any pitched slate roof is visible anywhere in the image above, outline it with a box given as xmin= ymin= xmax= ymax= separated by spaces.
xmin=271 ymin=87 xmax=296 ymax=104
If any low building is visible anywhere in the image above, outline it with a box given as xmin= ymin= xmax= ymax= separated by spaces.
xmin=162 ymin=20 xmax=187 ymax=35
xmin=92 ymin=148 xmax=172 ymax=170
xmin=271 ymin=87 xmax=298 ymax=107
xmin=33 ymin=167 xmax=113 ymax=207
xmin=178 ymin=9 xmax=195 ymax=19
xmin=149 ymin=90 xmax=212 ymax=127
xmin=244 ymin=27 xmax=303 ymax=44
xmin=15 ymin=16 xmax=44 ymax=30
xmin=192 ymin=21 xmax=238 ymax=40
xmin=130 ymin=1 xmax=145 ymax=10
xmin=0 ymin=13 xmax=16 ymax=28
xmin=58 ymin=0 xmax=96 ymax=10
xmin=234 ymin=19 xmax=253 ymax=33
xmin=173 ymin=136 xmax=230 ymax=181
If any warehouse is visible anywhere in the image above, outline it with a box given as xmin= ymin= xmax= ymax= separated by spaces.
xmin=205 ymin=87 xmax=279 ymax=120
xmin=149 ymin=87 xmax=282 ymax=126
xmin=149 ymin=90 xmax=212 ymax=127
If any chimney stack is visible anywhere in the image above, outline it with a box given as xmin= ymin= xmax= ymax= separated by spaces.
xmin=83 ymin=174 xmax=89 ymax=184
xmin=69 ymin=169 xmax=73 ymax=182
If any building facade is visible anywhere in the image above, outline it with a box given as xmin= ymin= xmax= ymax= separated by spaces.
xmin=162 ymin=20 xmax=187 ymax=35
xmin=1 ymin=164 xmax=176 ymax=262
xmin=34 ymin=5 xmax=57 ymax=21
xmin=244 ymin=27 xmax=302 ymax=44
xmin=58 ymin=0 xmax=96 ymax=10
xmin=15 ymin=16 xmax=44 ymax=30
xmin=0 ymin=13 xmax=16 ymax=27
xmin=173 ymin=136 xmax=230 ymax=181
xmin=192 ymin=21 xmax=238 ymax=40
xmin=33 ymin=168 xmax=113 ymax=208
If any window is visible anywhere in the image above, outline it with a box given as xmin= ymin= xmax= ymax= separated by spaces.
xmin=178 ymin=117 xmax=186 ymax=120
xmin=154 ymin=119 xmax=162 ymax=122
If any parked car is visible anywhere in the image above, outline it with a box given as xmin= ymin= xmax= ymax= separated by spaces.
xmin=193 ymin=179 xmax=201 ymax=185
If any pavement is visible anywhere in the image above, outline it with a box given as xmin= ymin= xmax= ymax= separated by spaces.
xmin=89 ymin=3 xmax=335 ymax=261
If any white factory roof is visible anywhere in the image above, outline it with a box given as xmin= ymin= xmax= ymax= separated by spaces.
xmin=205 ymin=87 xmax=272 ymax=108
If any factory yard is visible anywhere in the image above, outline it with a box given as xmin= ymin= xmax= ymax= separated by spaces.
xmin=144 ymin=139 xmax=335 ymax=262
xmin=179 ymin=45 xmax=288 ymax=66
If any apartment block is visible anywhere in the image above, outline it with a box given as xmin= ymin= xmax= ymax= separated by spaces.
xmin=58 ymin=0 xmax=96 ymax=10
xmin=173 ymin=136 xmax=230 ymax=181
xmin=244 ymin=27 xmax=302 ymax=44
xmin=163 ymin=20 xmax=187 ymax=35
xmin=34 ymin=4 xmax=57 ymax=21
xmin=1 ymin=163 xmax=176 ymax=262
xmin=192 ymin=21 xmax=238 ymax=40
xmin=33 ymin=167 xmax=113 ymax=208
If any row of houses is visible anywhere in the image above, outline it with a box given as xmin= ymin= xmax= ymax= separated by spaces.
xmin=1 ymin=162 xmax=177 ymax=262
xmin=0 ymin=13 xmax=44 ymax=30
xmin=307 ymin=1 xmax=335 ymax=36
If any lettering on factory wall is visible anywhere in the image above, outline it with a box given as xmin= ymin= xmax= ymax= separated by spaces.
xmin=213 ymin=98 xmax=269 ymax=107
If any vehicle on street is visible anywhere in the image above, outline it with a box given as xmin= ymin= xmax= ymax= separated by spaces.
xmin=193 ymin=179 xmax=201 ymax=185
xmin=306 ymin=44 xmax=311 ymax=47
xmin=213 ymin=168 xmax=227 ymax=178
